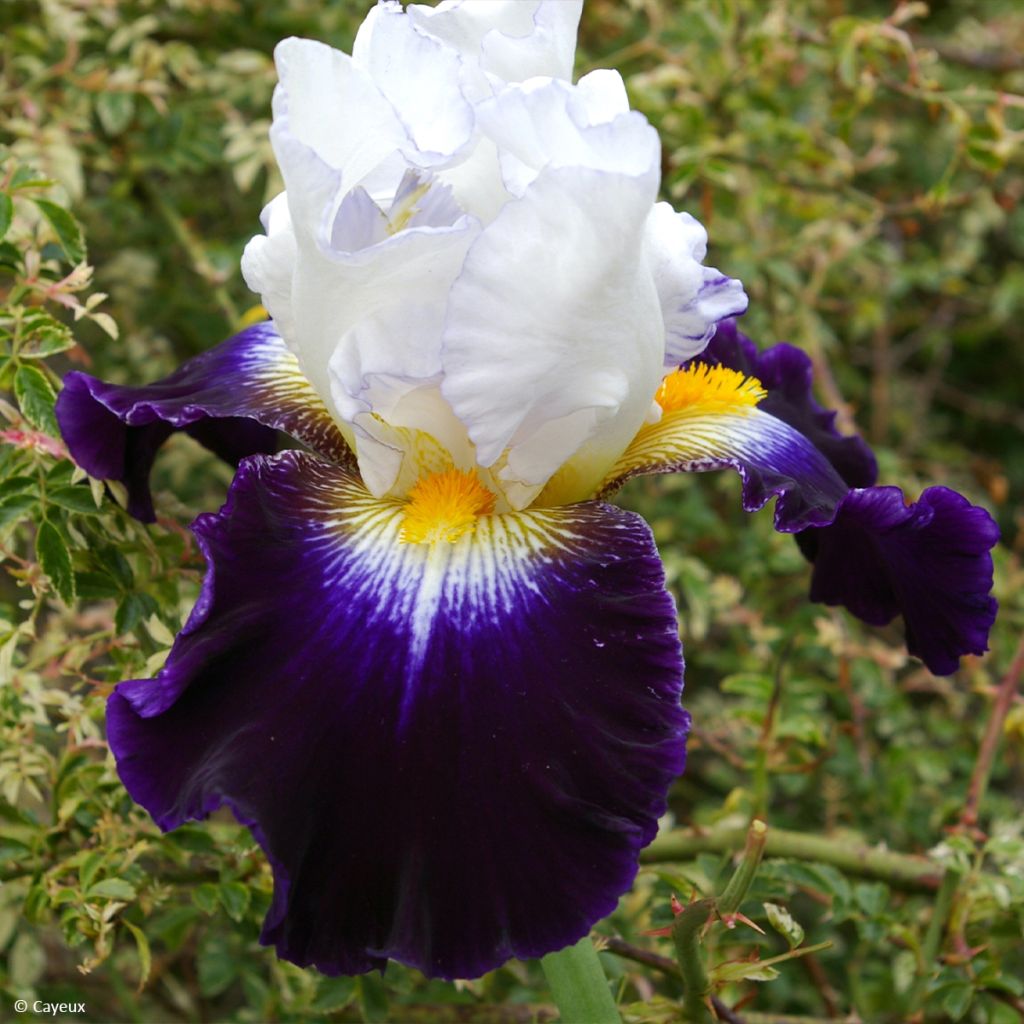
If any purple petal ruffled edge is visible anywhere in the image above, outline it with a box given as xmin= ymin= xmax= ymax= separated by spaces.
xmin=797 ymin=486 xmax=998 ymax=675
xmin=695 ymin=319 xmax=998 ymax=674
xmin=696 ymin=318 xmax=878 ymax=488
xmin=55 ymin=323 xmax=351 ymax=521
xmin=107 ymin=449 xmax=688 ymax=978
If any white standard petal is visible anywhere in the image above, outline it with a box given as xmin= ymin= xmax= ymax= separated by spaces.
xmin=288 ymin=201 xmax=479 ymax=437
xmin=352 ymin=3 xmax=474 ymax=166
xmin=241 ymin=192 xmax=297 ymax=339
xmin=440 ymin=158 xmax=664 ymax=509
xmin=272 ymin=38 xmax=407 ymax=196
xmin=645 ymin=203 xmax=749 ymax=366
xmin=406 ymin=0 xmax=582 ymax=83
xmin=475 ymin=75 xmax=651 ymax=196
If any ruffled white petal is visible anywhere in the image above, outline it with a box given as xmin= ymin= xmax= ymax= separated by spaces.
xmin=241 ymin=193 xmax=297 ymax=339
xmin=272 ymin=38 xmax=406 ymax=194
xmin=242 ymin=1 xmax=746 ymax=508
xmin=406 ymin=0 xmax=582 ymax=83
xmin=644 ymin=203 xmax=748 ymax=366
xmin=351 ymin=3 xmax=474 ymax=166
xmin=441 ymin=159 xmax=663 ymax=508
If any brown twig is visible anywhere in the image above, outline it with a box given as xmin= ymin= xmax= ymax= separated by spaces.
xmin=605 ymin=936 xmax=680 ymax=978
xmin=800 ymin=951 xmax=841 ymax=1018
xmin=960 ymin=635 xmax=1024 ymax=830
xmin=711 ymin=996 xmax=748 ymax=1023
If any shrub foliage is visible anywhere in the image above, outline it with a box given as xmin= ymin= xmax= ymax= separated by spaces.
xmin=1 ymin=1 xmax=1022 ymax=1021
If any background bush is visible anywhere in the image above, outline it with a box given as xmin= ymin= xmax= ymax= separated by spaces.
xmin=0 ymin=1 xmax=1022 ymax=1021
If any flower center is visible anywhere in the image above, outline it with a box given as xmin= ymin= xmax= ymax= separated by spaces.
xmin=387 ymin=180 xmax=432 ymax=236
xmin=656 ymin=363 xmax=766 ymax=414
xmin=400 ymin=468 xmax=497 ymax=545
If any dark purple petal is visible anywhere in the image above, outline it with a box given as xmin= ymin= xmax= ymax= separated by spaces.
xmin=601 ymin=403 xmax=851 ymax=532
xmin=684 ymin=320 xmax=998 ymax=672
xmin=796 ymin=486 xmax=999 ymax=675
xmin=56 ymin=323 xmax=351 ymax=521
xmin=698 ymin=319 xmax=878 ymax=488
xmin=107 ymin=450 xmax=687 ymax=979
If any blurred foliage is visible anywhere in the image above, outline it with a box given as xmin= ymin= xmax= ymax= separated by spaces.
xmin=0 ymin=0 xmax=1022 ymax=1021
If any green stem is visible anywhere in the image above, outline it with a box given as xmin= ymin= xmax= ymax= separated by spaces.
xmin=717 ymin=818 xmax=768 ymax=916
xmin=673 ymin=820 xmax=769 ymax=1023
xmin=540 ymin=937 xmax=621 ymax=1024
xmin=673 ymin=900 xmax=715 ymax=1023
xmin=920 ymin=866 xmax=961 ymax=967
xmin=906 ymin=866 xmax=962 ymax=1015
xmin=643 ymin=824 xmax=942 ymax=889
xmin=960 ymin=635 xmax=1024 ymax=829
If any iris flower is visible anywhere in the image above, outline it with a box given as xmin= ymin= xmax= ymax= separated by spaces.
xmin=56 ymin=0 xmax=997 ymax=981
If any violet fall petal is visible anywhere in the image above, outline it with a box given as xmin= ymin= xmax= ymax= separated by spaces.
xmin=106 ymin=449 xmax=688 ymax=979
xmin=55 ymin=323 xmax=350 ymax=521
xmin=697 ymin=318 xmax=878 ymax=488
xmin=797 ymin=486 xmax=998 ymax=675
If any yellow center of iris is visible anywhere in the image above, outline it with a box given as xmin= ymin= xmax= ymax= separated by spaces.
xmin=400 ymin=468 xmax=497 ymax=545
xmin=388 ymin=181 xmax=432 ymax=236
xmin=656 ymin=363 xmax=766 ymax=414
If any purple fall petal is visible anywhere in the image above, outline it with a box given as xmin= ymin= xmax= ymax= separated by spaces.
xmin=697 ymin=318 xmax=878 ymax=488
xmin=55 ymin=323 xmax=351 ymax=521
xmin=691 ymin=320 xmax=998 ymax=673
xmin=106 ymin=449 xmax=687 ymax=979
xmin=797 ymin=486 xmax=998 ymax=675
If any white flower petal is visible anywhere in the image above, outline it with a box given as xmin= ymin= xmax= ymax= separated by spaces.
xmin=352 ymin=3 xmax=474 ymax=165
xmin=407 ymin=0 xmax=582 ymax=82
xmin=241 ymin=194 xmax=297 ymax=338
xmin=272 ymin=38 xmax=406 ymax=192
xmin=475 ymin=77 xmax=654 ymax=196
xmin=441 ymin=161 xmax=664 ymax=507
xmin=575 ymin=68 xmax=631 ymax=122
xmin=291 ymin=213 xmax=478 ymax=429
xmin=645 ymin=203 xmax=748 ymax=365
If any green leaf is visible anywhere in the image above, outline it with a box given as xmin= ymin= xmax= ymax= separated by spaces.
xmin=193 ymin=883 xmax=219 ymax=915
xmin=197 ymin=934 xmax=239 ymax=997
xmin=713 ymin=960 xmax=780 ymax=983
xmin=79 ymin=850 xmax=106 ymax=890
xmin=97 ymin=544 xmax=134 ymax=589
xmin=74 ymin=570 xmax=121 ymax=600
xmin=11 ymin=166 xmax=54 ymax=190
xmin=48 ymin=485 xmax=103 ymax=515
xmin=149 ymin=906 xmax=201 ymax=951
xmin=0 ymin=494 xmax=38 ymax=531
xmin=0 ymin=194 xmax=12 ymax=242
xmin=219 ymin=881 xmax=251 ymax=922
xmin=18 ymin=310 xmax=75 ymax=358
xmin=541 ymin=939 xmax=621 ymax=1024
xmin=940 ymin=980 xmax=975 ymax=1020
xmin=123 ymin=920 xmax=152 ymax=993
xmin=764 ymin=902 xmax=805 ymax=948
xmin=116 ymin=592 xmax=157 ymax=635
xmin=36 ymin=520 xmax=75 ymax=604
xmin=88 ymin=877 xmax=137 ymax=901
xmin=14 ymin=364 xmax=59 ymax=434
xmin=9 ymin=932 xmax=46 ymax=987
xmin=357 ymin=974 xmax=392 ymax=1024
xmin=0 ymin=475 xmax=38 ymax=499
xmin=720 ymin=673 xmax=774 ymax=699
xmin=96 ymin=92 xmax=136 ymax=136
xmin=312 ymin=977 xmax=357 ymax=1013
xmin=32 ymin=198 xmax=85 ymax=264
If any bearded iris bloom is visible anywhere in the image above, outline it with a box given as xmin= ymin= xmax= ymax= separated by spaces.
xmin=56 ymin=0 xmax=997 ymax=982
